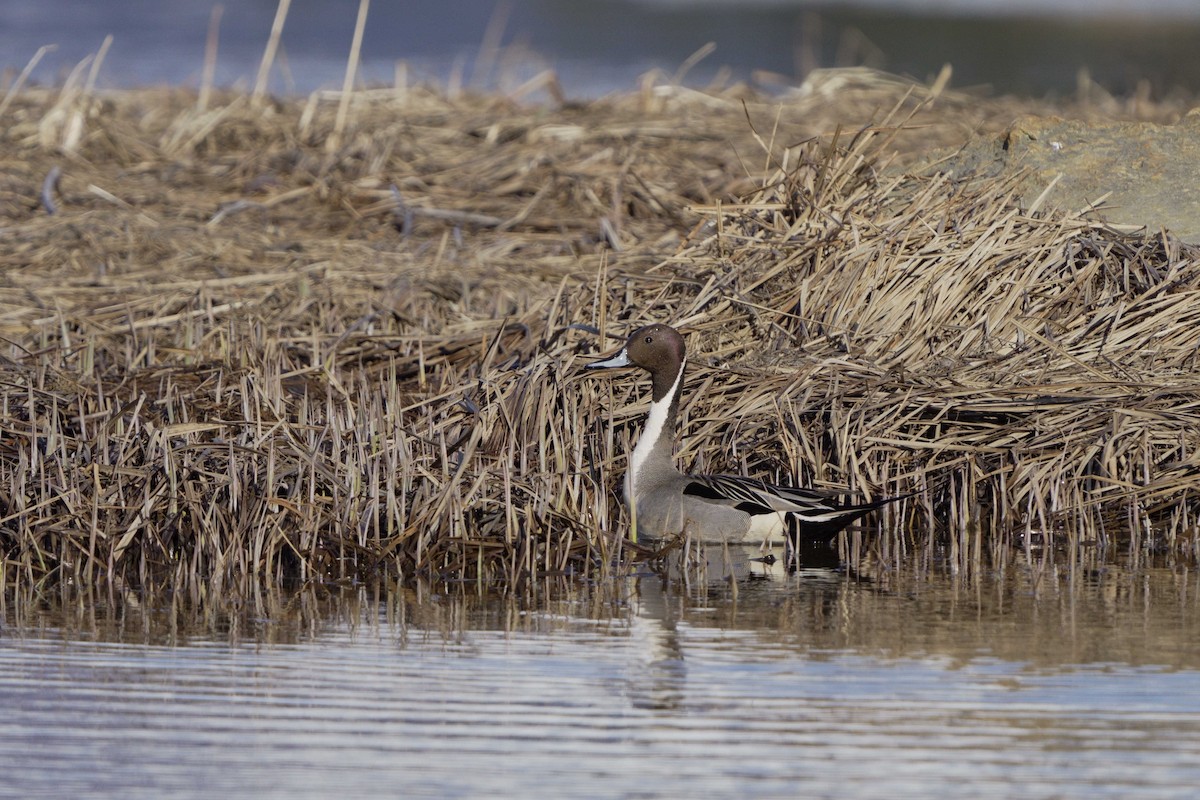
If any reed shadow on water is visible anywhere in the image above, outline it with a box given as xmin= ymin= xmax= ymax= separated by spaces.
xmin=3 ymin=539 xmax=1197 ymax=673
xmin=3 ymin=543 xmax=1199 ymax=800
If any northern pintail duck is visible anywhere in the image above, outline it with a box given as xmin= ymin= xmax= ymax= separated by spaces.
xmin=587 ymin=323 xmax=903 ymax=544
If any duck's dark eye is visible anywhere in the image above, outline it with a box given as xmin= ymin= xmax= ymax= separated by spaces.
xmin=644 ymin=335 xmax=653 ymax=344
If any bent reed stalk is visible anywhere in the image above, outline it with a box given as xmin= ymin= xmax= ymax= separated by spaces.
xmin=1 ymin=68 xmax=1198 ymax=592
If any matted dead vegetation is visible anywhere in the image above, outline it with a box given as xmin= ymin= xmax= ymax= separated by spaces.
xmin=2 ymin=66 xmax=1199 ymax=591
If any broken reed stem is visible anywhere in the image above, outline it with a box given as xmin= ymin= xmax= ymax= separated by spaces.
xmin=470 ymin=1 xmax=512 ymax=89
xmin=0 ymin=43 xmax=56 ymax=121
xmin=254 ymin=0 xmax=291 ymax=101
xmin=83 ymin=35 xmax=112 ymax=96
xmin=198 ymin=4 xmax=223 ymax=113
xmin=329 ymin=0 xmax=370 ymax=153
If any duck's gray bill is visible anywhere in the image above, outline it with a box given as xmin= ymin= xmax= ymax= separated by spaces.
xmin=587 ymin=349 xmax=630 ymax=369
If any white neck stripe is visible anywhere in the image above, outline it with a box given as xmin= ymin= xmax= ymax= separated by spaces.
xmin=628 ymin=358 xmax=684 ymax=497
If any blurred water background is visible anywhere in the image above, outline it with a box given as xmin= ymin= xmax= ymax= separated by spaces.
xmin=2 ymin=0 xmax=1199 ymax=97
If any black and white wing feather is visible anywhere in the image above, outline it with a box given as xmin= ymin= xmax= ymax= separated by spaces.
xmin=683 ymin=473 xmax=904 ymax=541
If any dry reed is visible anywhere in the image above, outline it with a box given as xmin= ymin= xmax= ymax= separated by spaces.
xmin=1 ymin=66 xmax=1198 ymax=592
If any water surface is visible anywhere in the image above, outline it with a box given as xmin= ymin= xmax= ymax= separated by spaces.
xmin=3 ymin=0 xmax=1200 ymax=97
xmin=3 ymin=545 xmax=1200 ymax=798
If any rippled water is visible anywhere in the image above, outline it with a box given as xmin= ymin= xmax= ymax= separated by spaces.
xmin=3 ymin=545 xmax=1200 ymax=799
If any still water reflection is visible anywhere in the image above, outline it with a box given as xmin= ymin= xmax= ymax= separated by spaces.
xmin=3 ymin=545 xmax=1199 ymax=799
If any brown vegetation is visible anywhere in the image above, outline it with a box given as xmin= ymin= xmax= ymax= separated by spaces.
xmin=1 ymin=66 xmax=1198 ymax=591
